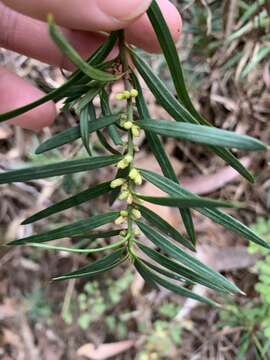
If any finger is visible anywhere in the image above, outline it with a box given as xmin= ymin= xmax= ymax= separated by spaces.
xmin=0 ymin=1 xmax=181 ymax=68
xmin=0 ymin=66 xmax=56 ymax=130
xmin=2 ymin=0 xmax=153 ymax=32
xmin=0 ymin=2 xmax=109 ymax=70
xmin=126 ymin=0 xmax=182 ymax=52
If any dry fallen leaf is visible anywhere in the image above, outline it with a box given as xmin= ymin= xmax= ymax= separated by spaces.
xmin=77 ymin=340 xmax=135 ymax=360
xmin=181 ymin=157 xmax=251 ymax=195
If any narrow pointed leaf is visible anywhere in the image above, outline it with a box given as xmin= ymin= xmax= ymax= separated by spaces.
xmin=80 ymin=105 xmax=92 ymax=156
xmin=139 ymin=119 xmax=266 ymax=151
xmin=22 ymin=182 xmax=112 ymax=224
xmin=136 ymin=221 xmax=242 ymax=294
xmin=138 ymin=243 xmax=227 ymax=293
xmin=131 ymin=71 xmax=196 ymax=243
xmin=48 ymin=16 xmax=118 ymax=82
xmin=36 ymin=115 xmax=120 ymax=154
xmin=134 ymin=259 xmax=158 ymax=288
xmin=137 ymin=194 xmax=236 ymax=209
xmin=71 ymin=229 xmax=124 ymax=242
xmin=97 ymin=132 xmax=121 ymax=155
xmin=137 ymin=205 xmax=195 ymax=251
xmin=0 ymin=32 xmax=117 ymax=123
xmin=100 ymin=90 xmax=123 ymax=146
xmin=0 ymin=155 xmax=122 ymax=184
xmin=130 ymin=49 xmax=255 ymax=182
xmin=54 ymin=248 xmax=127 ymax=281
xmin=89 ymin=104 xmax=121 ymax=155
xmin=141 ymin=258 xmax=191 ymax=284
xmin=147 ymin=0 xmax=202 ymax=118
xmin=135 ymin=259 xmax=216 ymax=305
xmin=77 ymin=87 xmax=102 ymax=112
xmin=10 ymin=212 xmax=120 ymax=245
xmin=141 ymin=169 xmax=270 ymax=249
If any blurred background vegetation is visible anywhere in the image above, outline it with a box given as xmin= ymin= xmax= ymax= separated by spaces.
xmin=0 ymin=0 xmax=269 ymax=359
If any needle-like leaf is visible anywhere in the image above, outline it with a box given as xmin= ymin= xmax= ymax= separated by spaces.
xmin=137 ymin=194 xmax=237 ymax=209
xmin=139 ymin=119 xmax=266 ymax=151
xmin=137 ymin=243 xmax=226 ymax=293
xmin=36 ymin=115 xmax=119 ymax=154
xmin=130 ymin=49 xmax=255 ymax=182
xmin=137 ymin=205 xmax=195 ymax=251
xmin=48 ymin=15 xmax=118 ymax=82
xmin=0 ymin=155 xmax=122 ymax=184
xmin=141 ymin=169 xmax=270 ymax=249
xmin=22 ymin=182 xmax=112 ymax=224
xmin=100 ymin=89 xmax=123 ymax=146
xmin=54 ymin=248 xmax=127 ymax=281
xmin=136 ymin=221 xmax=242 ymax=295
xmin=135 ymin=259 xmax=217 ymax=306
xmin=9 ymin=212 xmax=120 ymax=245
xmin=131 ymin=71 xmax=196 ymax=243
xmin=0 ymin=32 xmax=117 ymax=123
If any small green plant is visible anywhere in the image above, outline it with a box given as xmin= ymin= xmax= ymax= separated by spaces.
xmin=25 ymin=288 xmax=53 ymax=325
xmin=138 ymin=301 xmax=182 ymax=359
xmin=63 ymin=270 xmax=133 ymax=336
xmin=0 ymin=1 xmax=268 ymax=304
xmin=218 ymin=218 xmax=270 ymax=359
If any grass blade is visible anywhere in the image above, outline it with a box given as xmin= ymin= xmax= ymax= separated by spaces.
xmin=0 ymin=155 xmax=122 ymax=184
xmin=9 ymin=212 xmax=120 ymax=245
xmin=139 ymin=119 xmax=266 ymax=151
xmin=136 ymin=221 xmax=242 ymax=294
xmin=137 ymin=205 xmax=195 ymax=251
xmin=131 ymin=71 xmax=196 ymax=243
xmin=141 ymin=169 xmax=270 ymax=249
xmin=22 ymin=182 xmax=112 ymax=224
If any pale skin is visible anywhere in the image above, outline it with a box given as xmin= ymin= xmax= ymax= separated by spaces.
xmin=0 ymin=0 xmax=182 ymax=130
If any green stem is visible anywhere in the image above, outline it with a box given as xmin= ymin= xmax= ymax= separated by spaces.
xmin=118 ymin=30 xmax=136 ymax=254
xmin=28 ymin=237 xmax=127 ymax=254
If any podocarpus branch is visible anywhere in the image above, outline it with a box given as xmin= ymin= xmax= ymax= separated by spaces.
xmin=0 ymin=1 xmax=268 ymax=306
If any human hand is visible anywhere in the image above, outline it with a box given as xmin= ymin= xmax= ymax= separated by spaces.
xmin=0 ymin=0 xmax=181 ymax=130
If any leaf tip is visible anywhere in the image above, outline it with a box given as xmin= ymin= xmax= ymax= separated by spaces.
xmin=47 ymin=13 xmax=54 ymax=25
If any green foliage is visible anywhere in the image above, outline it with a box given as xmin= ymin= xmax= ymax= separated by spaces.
xmin=138 ymin=301 xmax=182 ymax=360
xmin=218 ymin=218 xmax=270 ymax=359
xmin=0 ymin=1 xmax=268 ymax=304
xmin=25 ymin=288 xmax=53 ymax=325
xmin=181 ymin=0 xmax=270 ymax=82
xmin=63 ymin=270 xmax=133 ymax=336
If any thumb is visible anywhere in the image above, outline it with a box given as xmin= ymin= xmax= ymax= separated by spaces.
xmin=2 ymin=0 xmax=153 ymax=32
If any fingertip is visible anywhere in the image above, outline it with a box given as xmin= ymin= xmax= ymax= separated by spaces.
xmin=157 ymin=0 xmax=182 ymax=44
xmin=0 ymin=67 xmax=56 ymax=130
xmin=126 ymin=0 xmax=182 ymax=53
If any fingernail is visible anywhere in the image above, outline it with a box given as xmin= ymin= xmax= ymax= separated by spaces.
xmin=98 ymin=0 xmax=152 ymax=22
